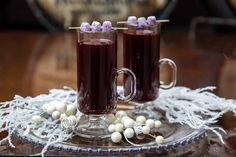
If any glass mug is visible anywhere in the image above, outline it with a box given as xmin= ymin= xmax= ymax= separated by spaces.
xmin=123 ymin=22 xmax=177 ymax=103
xmin=76 ymin=29 xmax=136 ymax=138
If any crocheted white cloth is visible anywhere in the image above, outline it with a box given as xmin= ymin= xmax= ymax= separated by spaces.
xmin=0 ymin=86 xmax=235 ymax=156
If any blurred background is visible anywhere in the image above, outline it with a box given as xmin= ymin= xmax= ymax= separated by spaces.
xmin=1 ymin=0 xmax=236 ymax=99
xmin=1 ymin=0 xmax=236 ymax=31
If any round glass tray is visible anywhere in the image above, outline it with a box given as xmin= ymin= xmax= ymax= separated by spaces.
xmin=13 ymin=115 xmax=207 ymax=156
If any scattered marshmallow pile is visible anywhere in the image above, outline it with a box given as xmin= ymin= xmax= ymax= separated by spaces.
xmin=80 ymin=21 xmax=112 ymax=32
xmin=31 ymin=101 xmax=164 ymax=145
xmin=31 ymin=100 xmax=79 ymax=127
xmin=127 ymin=16 xmax=157 ymax=27
xmin=107 ymin=110 xmax=164 ymax=144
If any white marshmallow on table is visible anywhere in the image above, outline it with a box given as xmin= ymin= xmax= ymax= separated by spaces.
xmin=66 ymin=105 xmax=77 ymax=116
xmin=123 ymin=118 xmax=134 ymax=129
xmin=127 ymin=16 xmax=138 ymax=26
xmin=136 ymin=115 xmax=146 ymax=124
xmin=155 ymin=135 xmax=164 ymax=144
xmin=80 ymin=22 xmax=91 ymax=32
xmin=115 ymin=123 xmax=124 ymax=132
xmin=91 ymin=21 xmax=102 ymax=32
xmin=111 ymin=132 xmax=122 ymax=143
xmin=121 ymin=116 xmax=130 ymax=124
xmin=147 ymin=16 xmax=157 ymax=26
xmin=138 ymin=17 xmax=147 ymax=28
xmin=46 ymin=105 xmax=56 ymax=115
xmin=31 ymin=115 xmax=42 ymax=124
xmin=47 ymin=100 xmax=62 ymax=114
xmin=155 ymin=120 xmax=162 ymax=128
xmin=56 ymin=102 xmax=67 ymax=113
xmin=102 ymin=21 xmax=112 ymax=32
xmin=124 ymin=128 xmax=134 ymax=138
xmin=52 ymin=111 xmax=61 ymax=120
xmin=142 ymin=126 xmax=150 ymax=134
xmin=108 ymin=124 xmax=116 ymax=132
xmin=145 ymin=119 xmax=155 ymax=129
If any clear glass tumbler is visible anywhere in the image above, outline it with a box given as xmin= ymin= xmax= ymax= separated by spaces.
xmin=123 ymin=22 xmax=177 ymax=104
xmin=76 ymin=29 xmax=136 ymax=138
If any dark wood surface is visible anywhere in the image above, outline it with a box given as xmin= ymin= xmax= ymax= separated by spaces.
xmin=1 ymin=30 xmax=236 ymax=156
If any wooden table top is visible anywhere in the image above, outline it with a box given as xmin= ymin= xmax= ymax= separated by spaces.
xmin=0 ymin=30 xmax=236 ymax=156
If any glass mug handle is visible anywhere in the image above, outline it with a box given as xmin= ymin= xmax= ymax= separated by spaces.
xmin=159 ymin=58 xmax=177 ymax=89
xmin=116 ymin=68 xmax=136 ymax=102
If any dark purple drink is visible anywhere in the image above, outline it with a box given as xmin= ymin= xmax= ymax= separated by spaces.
xmin=77 ymin=39 xmax=116 ymax=114
xmin=123 ymin=29 xmax=160 ymax=102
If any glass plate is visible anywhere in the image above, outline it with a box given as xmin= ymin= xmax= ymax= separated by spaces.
xmin=13 ymin=116 xmax=206 ymax=156
xmin=7 ymin=87 xmax=207 ymax=156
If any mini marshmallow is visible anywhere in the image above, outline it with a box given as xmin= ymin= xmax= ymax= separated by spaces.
xmin=155 ymin=135 xmax=164 ymax=144
xmin=145 ymin=119 xmax=155 ymax=129
xmin=136 ymin=116 xmax=146 ymax=124
xmin=147 ymin=16 xmax=156 ymax=26
xmin=138 ymin=17 xmax=147 ymax=28
xmin=115 ymin=110 xmax=127 ymax=119
xmin=124 ymin=128 xmax=134 ymax=138
xmin=52 ymin=111 xmax=61 ymax=120
xmin=31 ymin=115 xmax=42 ymax=125
xmin=111 ymin=132 xmax=122 ymax=143
xmin=115 ymin=123 xmax=124 ymax=132
xmin=46 ymin=105 xmax=56 ymax=115
xmin=155 ymin=120 xmax=162 ymax=128
xmin=102 ymin=21 xmax=112 ymax=32
xmin=56 ymin=102 xmax=67 ymax=113
xmin=142 ymin=126 xmax=150 ymax=134
xmin=80 ymin=22 xmax=91 ymax=32
xmin=66 ymin=105 xmax=77 ymax=116
xmin=127 ymin=16 xmax=138 ymax=26
xmin=108 ymin=124 xmax=116 ymax=132
xmin=91 ymin=21 xmax=102 ymax=32
xmin=123 ymin=118 xmax=134 ymax=128
xmin=121 ymin=116 xmax=130 ymax=124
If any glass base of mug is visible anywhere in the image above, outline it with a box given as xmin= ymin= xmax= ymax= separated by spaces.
xmin=127 ymin=101 xmax=162 ymax=119
xmin=76 ymin=114 xmax=110 ymax=139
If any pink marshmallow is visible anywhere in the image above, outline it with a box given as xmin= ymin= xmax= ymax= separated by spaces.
xmin=138 ymin=17 xmax=147 ymax=28
xmin=102 ymin=21 xmax=112 ymax=32
xmin=91 ymin=21 xmax=102 ymax=32
xmin=127 ymin=16 xmax=138 ymax=26
xmin=80 ymin=22 xmax=91 ymax=32
xmin=147 ymin=16 xmax=156 ymax=26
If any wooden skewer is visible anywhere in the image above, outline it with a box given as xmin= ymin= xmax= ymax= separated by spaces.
xmin=68 ymin=19 xmax=169 ymax=29
xmin=117 ymin=104 xmax=134 ymax=110
xmin=68 ymin=27 xmax=128 ymax=30
xmin=68 ymin=27 xmax=80 ymax=29
xmin=117 ymin=19 xmax=170 ymax=24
